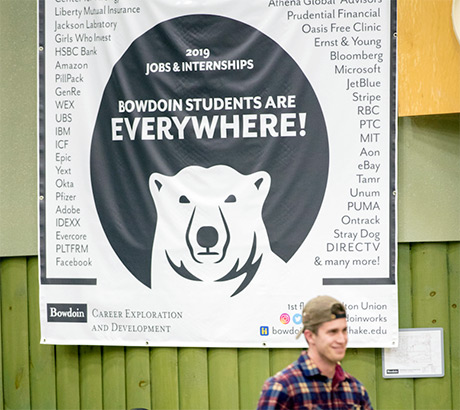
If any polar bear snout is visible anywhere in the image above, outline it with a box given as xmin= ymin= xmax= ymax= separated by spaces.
xmin=186 ymin=208 xmax=230 ymax=264
xmin=196 ymin=226 xmax=219 ymax=254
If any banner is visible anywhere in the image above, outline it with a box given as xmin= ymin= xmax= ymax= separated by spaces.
xmin=39 ymin=0 xmax=397 ymax=347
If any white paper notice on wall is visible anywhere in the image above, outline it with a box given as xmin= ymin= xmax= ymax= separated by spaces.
xmin=382 ymin=328 xmax=444 ymax=378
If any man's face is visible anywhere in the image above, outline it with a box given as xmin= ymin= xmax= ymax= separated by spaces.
xmin=308 ymin=318 xmax=348 ymax=365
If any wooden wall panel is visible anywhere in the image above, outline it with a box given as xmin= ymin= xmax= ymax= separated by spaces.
xmin=102 ymin=346 xmax=126 ymax=410
xmin=448 ymin=243 xmax=460 ymax=410
xmin=375 ymin=243 xmax=415 ymax=410
xmin=150 ymin=347 xmax=179 ymax=410
xmin=27 ymin=257 xmax=57 ymax=410
xmin=398 ymin=0 xmax=460 ymax=115
xmin=238 ymin=349 xmax=270 ymax=410
xmin=178 ymin=348 xmax=209 ymax=410
xmin=56 ymin=346 xmax=80 ymax=410
xmin=80 ymin=346 xmax=103 ymax=410
xmin=341 ymin=348 xmax=378 ymax=404
xmin=411 ymin=244 xmax=452 ymax=410
xmin=0 ymin=258 xmax=31 ymax=410
xmin=0 ymin=247 xmax=458 ymax=409
xmin=269 ymin=348 xmax=301 ymax=377
xmin=0 ymin=260 xmax=3 ymax=410
xmin=126 ymin=347 xmax=151 ymax=410
xmin=208 ymin=348 xmax=239 ymax=410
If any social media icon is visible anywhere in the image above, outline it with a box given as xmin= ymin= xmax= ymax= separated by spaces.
xmin=293 ymin=313 xmax=302 ymax=325
xmin=280 ymin=313 xmax=290 ymax=324
xmin=260 ymin=326 xmax=269 ymax=336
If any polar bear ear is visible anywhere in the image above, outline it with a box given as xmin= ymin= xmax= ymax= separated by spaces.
xmin=149 ymin=173 xmax=166 ymax=199
xmin=251 ymin=171 xmax=271 ymax=199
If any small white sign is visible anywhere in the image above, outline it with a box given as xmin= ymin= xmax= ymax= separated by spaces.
xmin=382 ymin=328 xmax=444 ymax=378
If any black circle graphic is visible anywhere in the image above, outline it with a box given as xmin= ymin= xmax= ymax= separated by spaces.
xmin=90 ymin=15 xmax=329 ymax=288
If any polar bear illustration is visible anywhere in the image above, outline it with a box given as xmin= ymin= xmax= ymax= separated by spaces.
xmin=149 ymin=165 xmax=272 ymax=296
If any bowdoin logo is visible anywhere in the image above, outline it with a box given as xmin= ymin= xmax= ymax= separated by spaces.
xmin=47 ymin=304 xmax=87 ymax=323
xmin=150 ymin=165 xmax=271 ymax=296
xmin=90 ymin=14 xmax=329 ymax=295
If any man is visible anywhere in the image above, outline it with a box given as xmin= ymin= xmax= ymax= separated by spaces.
xmin=257 ymin=295 xmax=373 ymax=410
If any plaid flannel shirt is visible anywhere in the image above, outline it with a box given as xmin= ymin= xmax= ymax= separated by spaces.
xmin=257 ymin=351 xmax=373 ymax=410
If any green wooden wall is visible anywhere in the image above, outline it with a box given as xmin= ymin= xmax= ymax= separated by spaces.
xmin=0 ymin=242 xmax=459 ymax=410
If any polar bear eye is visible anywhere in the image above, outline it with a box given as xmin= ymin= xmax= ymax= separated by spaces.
xmin=225 ymin=194 xmax=236 ymax=203
xmin=179 ymin=195 xmax=190 ymax=203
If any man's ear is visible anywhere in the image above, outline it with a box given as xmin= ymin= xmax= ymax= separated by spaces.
xmin=304 ymin=329 xmax=315 ymax=346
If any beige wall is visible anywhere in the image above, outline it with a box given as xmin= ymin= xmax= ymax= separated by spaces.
xmin=0 ymin=0 xmax=37 ymax=256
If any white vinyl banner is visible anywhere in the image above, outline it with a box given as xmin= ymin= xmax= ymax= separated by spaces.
xmin=39 ymin=0 xmax=398 ymax=347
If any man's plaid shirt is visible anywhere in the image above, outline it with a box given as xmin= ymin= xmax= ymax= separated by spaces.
xmin=257 ymin=350 xmax=373 ymax=410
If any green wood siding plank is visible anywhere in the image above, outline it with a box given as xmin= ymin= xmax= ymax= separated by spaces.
xmin=102 ymin=346 xmax=126 ymax=410
xmin=341 ymin=348 xmax=377 ymax=405
xmin=27 ymin=257 xmax=57 ymax=410
xmin=126 ymin=347 xmax=151 ymax=410
xmin=56 ymin=345 xmax=80 ymax=410
xmin=398 ymin=243 xmax=414 ymax=328
xmin=269 ymin=348 xmax=302 ymax=376
xmin=0 ymin=260 xmax=4 ymax=410
xmin=238 ymin=348 xmax=270 ymax=410
xmin=178 ymin=348 xmax=209 ymax=410
xmin=411 ymin=243 xmax=452 ymax=410
xmin=150 ymin=347 xmax=179 ymax=410
xmin=448 ymin=242 xmax=460 ymax=410
xmin=80 ymin=346 xmax=103 ymax=410
xmin=0 ymin=257 xmax=31 ymax=409
xmin=208 ymin=348 xmax=239 ymax=410
xmin=375 ymin=243 xmax=414 ymax=410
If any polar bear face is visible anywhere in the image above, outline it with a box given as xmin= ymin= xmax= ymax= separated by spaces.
xmin=149 ymin=165 xmax=271 ymax=296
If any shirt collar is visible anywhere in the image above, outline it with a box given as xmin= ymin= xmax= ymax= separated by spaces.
xmin=299 ymin=350 xmax=351 ymax=383
xmin=332 ymin=362 xmax=346 ymax=388
xmin=299 ymin=350 xmax=322 ymax=377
